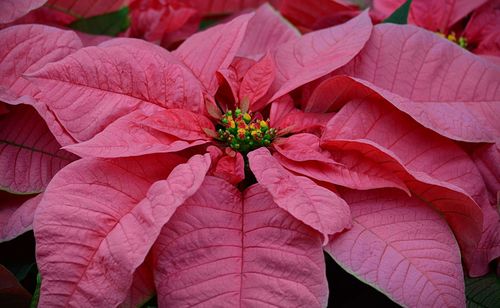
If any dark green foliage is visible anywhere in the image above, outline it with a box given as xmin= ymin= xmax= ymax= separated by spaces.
xmin=466 ymin=273 xmax=500 ymax=308
xmin=383 ymin=0 xmax=412 ymax=25
xmin=69 ymin=7 xmax=130 ymax=36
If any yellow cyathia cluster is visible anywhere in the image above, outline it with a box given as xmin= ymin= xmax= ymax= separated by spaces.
xmin=218 ymin=108 xmax=276 ymax=153
xmin=437 ymin=31 xmax=468 ymax=49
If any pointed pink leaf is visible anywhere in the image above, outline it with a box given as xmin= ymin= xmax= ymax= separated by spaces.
xmin=0 ymin=24 xmax=82 ymax=146
xmin=323 ymin=99 xmax=488 ymax=270
xmin=0 ymin=192 xmax=41 ymax=242
xmin=153 ymin=177 xmax=328 ymax=307
xmin=269 ymin=11 xmax=372 ymax=102
xmin=466 ymin=144 xmax=500 ymax=277
xmin=326 ymin=137 xmax=485 ymax=270
xmin=184 ymin=0 xmax=276 ymax=15
xmin=274 ymin=133 xmax=338 ymax=163
xmin=128 ymin=1 xmax=196 ymax=42
xmin=275 ymin=108 xmax=334 ymax=134
xmin=212 ymin=151 xmax=245 ymax=185
xmin=273 ymin=134 xmax=410 ymax=193
xmin=45 ymin=0 xmax=131 ymax=18
xmin=34 ymin=153 xmax=210 ymax=307
xmin=279 ymin=0 xmax=357 ymax=30
xmin=339 ymin=24 xmax=500 ymax=142
xmin=248 ymin=147 xmax=351 ymax=242
xmin=304 ymin=75 xmax=373 ymax=113
xmin=28 ymin=38 xmax=204 ymax=142
xmin=469 ymin=200 xmax=500 ymax=277
xmin=0 ymin=105 xmax=76 ymax=193
xmin=269 ymin=94 xmax=295 ymax=126
xmin=139 ymin=109 xmax=214 ymax=141
xmin=216 ymin=68 xmax=240 ymax=107
xmin=0 ymin=23 xmax=82 ymax=103
xmin=173 ymin=13 xmax=253 ymax=95
xmin=408 ymin=0 xmax=488 ymax=31
xmin=237 ymin=3 xmax=299 ymax=60
xmin=64 ymin=109 xmax=210 ymax=158
xmin=471 ymin=144 xmax=500 ymax=204
xmin=270 ymin=94 xmax=334 ymax=134
xmin=324 ymin=98 xmax=488 ymax=211
xmin=239 ymin=52 xmax=275 ymax=106
xmin=464 ymin=0 xmax=500 ymax=58
xmin=0 ymin=0 xmax=46 ymax=23
xmin=325 ymin=189 xmax=466 ymax=307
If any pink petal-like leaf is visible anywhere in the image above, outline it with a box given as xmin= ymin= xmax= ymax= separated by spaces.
xmin=274 ymin=133 xmax=338 ymax=163
xmin=34 ymin=153 xmax=210 ymax=307
xmin=325 ymin=189 xmax=466 ymax=307
xmin=248 ymin=147 xmax=351 ymax=242
xmin=28 ymin=38 xmax=204 ymax=142
xmin=469 ymin=200 xmax=500 ymax=277
xmin=463 ymin=0 xmax=500 ymax=58
xmin=173 ymin=13 xmax=253 ymax=95
xmin=128 ymin=0 xmax=196 ymax=42
xmin=64 ymin=109 xmax=210 ymax=158
xmin=323 ymin=98 xmax=489 ymax=271
xmin=184 ymin=0 xmax=277 ymax=15
xmin=0 ymin=24 xmax=82 ymax=145
xmin=45 ymin=0 xmax=131 ymax=18
xmin=274 ymin=133 xmax=410 ymax=193
xmin=139 ymin=108 xmax=214 ymax=141
xmin=269 ymin=11 xmax=372 ymax=102
xmin=153 ymin=177 xmax=328 ymax=307
xmin=0 ymin=0 xmax=46 ymax=23
xmin=279 ymin=0 xmax=357 ymax=30
xmin=276 ymin=109 xmax=333 ymax=134
xmin=339 ymin=24 xmax=500 ymax=142
xmin=212 ymin=151 xmax=245 ymax=185
xmin=237 ymin=3 xmax=299 ymax=61
xmin=408 ymin=0 xmax=488 ymax=31
xmin=270 ymin=97 xmax=334 ymax=134
xmin=471 ymin=144 xmax=500 ymax=205
xmin=304 ymin=75 xmax=373 ymax=113
xmin=239 ymin=52 xmax=275 ymax=106
xmin=0 ymin=192 xmax=41 ymax=242
xmin=0 ymin=105 xmax=76 ymax=193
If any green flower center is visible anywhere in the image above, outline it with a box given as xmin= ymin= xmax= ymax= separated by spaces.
xmin=437 ymin=31 xmax=468 ymax=49
xmin=217 ymin=109 xmax=276 ymax=153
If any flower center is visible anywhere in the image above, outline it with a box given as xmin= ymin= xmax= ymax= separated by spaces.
xmin=437 ymin=32 xmax=468 ymax=49
xmin=217 ymin=109 xmax=276 ymax=153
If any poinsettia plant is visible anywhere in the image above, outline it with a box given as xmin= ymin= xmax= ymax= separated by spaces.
xmin=1 ymin=1 xmax=499 ymax=307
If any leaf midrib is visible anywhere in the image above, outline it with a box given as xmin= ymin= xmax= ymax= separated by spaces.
xmin=0 ymin=139 xmax=72 ymax=161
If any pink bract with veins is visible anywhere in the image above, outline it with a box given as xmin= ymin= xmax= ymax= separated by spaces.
xmin=0 ymin=24 xmax=82 ymax=243
xmin=1 ymin=3 xmax=498 ymax=308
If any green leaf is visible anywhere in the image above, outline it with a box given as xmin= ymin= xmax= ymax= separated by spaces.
xmin=383 ymin=0 xmax=412 ymax=25
xmin=465 ymin=273 xmax=500 ymax=307
xmin=69 ymin=7 xmax=130 ymax=36
xmin=199 ymin=16 xmax=226 ymax=30
xmin=29 ymin=273 xmax=41 ymax=308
